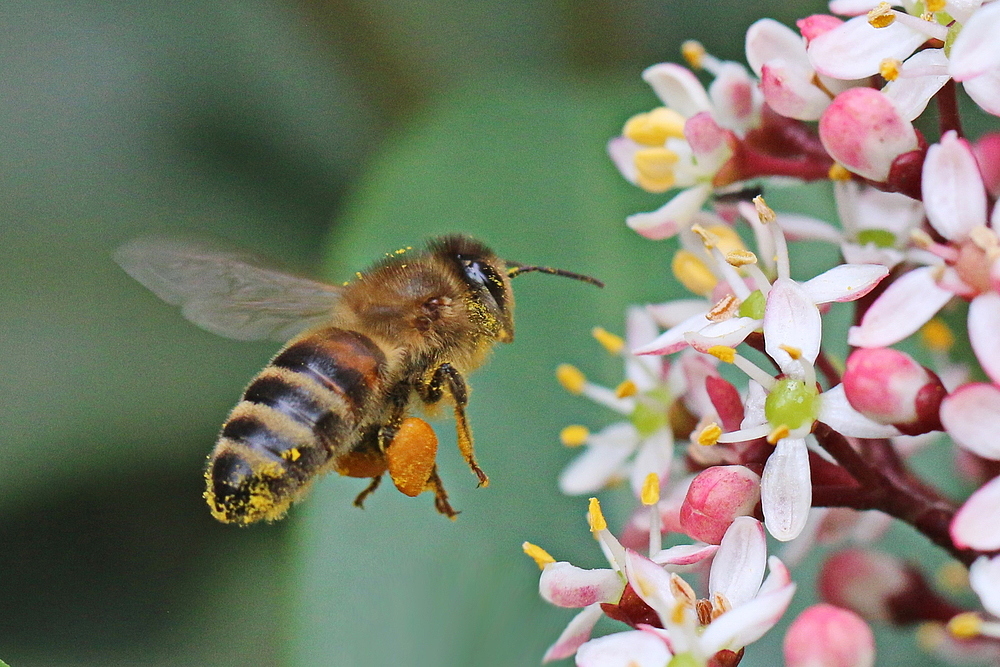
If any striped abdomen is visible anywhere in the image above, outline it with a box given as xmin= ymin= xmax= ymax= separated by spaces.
xmin=205 ymin=327 xmax=387 ymax=524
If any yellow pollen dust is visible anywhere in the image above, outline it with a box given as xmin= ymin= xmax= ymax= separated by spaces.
xmin=560 ymin=424 xmax=590 ymax=447
xmin=681 ymin=40 xmax=706 ymax=69
xmin=880 ymin=58 xmax=902 ymax=81
xmin=752 ymin=195 xmax=777 ymax=224
xmin=588 ymin=497 xmax=608 ymax=533
xmin=615 ymin=379 xmax=638 ymax=398
xmin=672 ymin=250 xmax=719 ymax=297
xmin=281 ymin=447 xmax=301 ymax=462
xmin=726 ymin=249 xmax=758 ymax=267
xmin=634 ymin=147 xmax=679 ymax=193
xmin=697 ymin=422 xmax=723 ymax=446
xmin=779 ymin=344 xmax=803 ymax=360
xmin=868 ymin=2 xmax=896 ymax=28
xmin=706 ymin=345 xmax=736 ymax=364
xmin=641 ymin=473 xmax=660 ymax=505
xmin=557 ymin=364 xmax=587 ymax=394
xmin=522 ymin=541 xmax=556 ymax=569
xmin=707 ymin=294 xmax=740 ymax=322
xmin=926 ymin=0 xmax=945 ymax=12
xmin=767 ymin=425 xmax=790 ymax=445
xmin=829 ymin=163 xmax=852 ymax=181
xmin=592 ymin=326 xmax=625 ymax=355
xmin=947 ymin=612 xmax=983 ymax=639
xmin=623 ymin=107 xmax=686 ymax=146
xmin=921 ymin=318 xmax=955 ymax=353
xmin=936 ymin=560 xmax=970 ymax=593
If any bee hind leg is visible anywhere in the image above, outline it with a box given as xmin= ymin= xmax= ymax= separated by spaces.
xmin=422 ymin=363 xmax=489 ymax=488
xmin=427 ymin=467 xmax=458 ymax=520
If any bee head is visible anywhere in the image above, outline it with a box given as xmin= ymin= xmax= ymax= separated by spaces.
xmin=431 ymin=236 xmax=516 ymax=342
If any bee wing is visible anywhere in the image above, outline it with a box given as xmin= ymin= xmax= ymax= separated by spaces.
xmin=115 ymin=238 xmax=344 ymax=341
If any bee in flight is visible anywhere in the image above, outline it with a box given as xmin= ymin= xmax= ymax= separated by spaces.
xmin=115 ymin=235 xmax=602 ymax=525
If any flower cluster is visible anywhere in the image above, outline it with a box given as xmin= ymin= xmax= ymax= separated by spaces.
xmin=526 ymin=2 xmax=1000 ymax=665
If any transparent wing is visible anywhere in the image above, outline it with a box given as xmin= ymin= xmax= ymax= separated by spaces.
xmin=115 ymin=237 xmax=344 ymax=341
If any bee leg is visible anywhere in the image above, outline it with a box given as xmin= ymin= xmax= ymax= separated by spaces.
xmin=423 ymin=363 xmax=489 ymax=488
xmin=427 ymin=466 xmax=459 ymax=520
xmin=352 ymin=474 xmax=383 ymax=509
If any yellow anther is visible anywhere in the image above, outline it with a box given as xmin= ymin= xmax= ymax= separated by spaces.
xmin=947 ymin=612 xmax=983 ymax=639
xmin=560 ymin=425 xmax=590 ymax=447
xmin=779 ymin=344 xmax=803 ymax=360
xmin=910 ymin=228 xmax=934 ymax=248
xmin=707 ymin=294 xmax=740 ymax=322
xmin=752 ymin=195 xmax=777 ymax=224
xmin=726 ymin=249 xmax=758 ymax=267
xmin=615 ymin=379 xmax=638 ymax=398
xmin=641 ymin=473 xmax=660 ymax=506
xmin=936 ymin=560 xmax=969 ymax=593
xmin=623 ymin=107 xmax=686 ymax=146
xmin=672 ymin=250 xmax=719 ymax=297
xmin=921 ymin=318 xmax=955 ymax=353
xmin=868 ymin=2 xmax=895 ymax=28
xmin=920 ymin=11 xmax=933 ymax=21
xmin=880 ymin=58 xmax=902 ymax=81
xmin=970 ymin=225 xmax=999 ymax=252
xmin=522 ymin=541 xmax=556 ymax=569
xmin=829 ymin=163 xmax=852 ymax=181
xmin=557 ymin=364 xmax=587 ymax=394
xmin=926 ymin=0 xmax=945 ymax=11
xmin=592 ymin=326 xmax=625 ymax=355
xmin=916 ymin=622 xmax=947 ymax=651
xmin=671 ymin=600 xmax=688 ymax=625
xmin=706 ymin=224 xmax=746 ymax=256
xmin=691 ymin=223 xmax=715 ymax=247
xmin=670 ymin=572 xmax=697 ymax=603
xmin=588 ymin=497 xmax=608 ymax=533
xmin=767 ymin=425 xmax=790 ymax=444
xmin=696 ymin=422 xmax=723 ymax=446
xmin=634 ymin=147 xmax=679 ymax=192
xmin=681 ymin=40 xmax=706 ymax=70
xmin=706 ymin=346 xmax=736 ymax=364
xmin=711 ymin=591 xmax=732 ymax=618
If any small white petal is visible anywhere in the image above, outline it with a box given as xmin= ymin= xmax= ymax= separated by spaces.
xmin=802 ymin=264 xmax=888 ymax=304
xmin=745 ymin=18 xmax=809 ymax=76
xmin=634 ymin=310 xmax=711 ymax=356
xmin=840 ymin=243 xmax=904 ymax=268
xmin=742 ymin=380 xmax=768 ymax=430
xmin=607 ymin=136 xmax=640 ymax=185
xmin=776 ymin=213 xmax=845 ymax=244
xmin=542 ymin=603 xmax=604 ymax=663
xmin=818 ymin=384 xmax=902 ymax=438
xmin=558 ymin=423 xmax=638 ymax=496
xmin=808 ymin=15 xmax=927 ymax=80
xmin=651 ymin=543 xmax=719 ymax=567
xmin=969 ymin=556 xmax=1000 ymax=619
xmin=828 ymin=0 xmax=880 ymax=15
xmin=646 ymin=299 xmax=710 ymax=328
xmin=882 ymin=48 xmax=950 ymax=121
xmin=847 ymin=266 xmax=952 ymax=347
xmin=701 ymin=565 xmax=796 ymax=654
xmin=761 ymin=438 xmax=812 ymax=541
xmin=642 ymin=63 xmax=712 ymax=118
xmin=624 ymin=550 xmax=676 ymax=621
xmin=539 ymin=563 xmax=624 ymax=608
xmin=764 ymin=278 xmax=822 ymax=367
xmin=923 ymin=131 xmax=988 ymax=240
xmin=629 ymin=429 xmax=675 ymax=498
xmin=576 ymin=631 xmax=671 ymax=667
xmin=964 ymin=69 xmax=1000 ymax=117
xmin=952 ymin=475 xmax=1000 ymax=550
xmin=710 ymin=517 xmax=767 ymax=608
xmin=684 ymin=316 xmax=760 ymax=352
xmin=627 ymin=185 xmax=713 ymax=241
xmin=940 ymin=383 xmax=1000 ymax=459
xmin=969 ymin=293 xmax=1000 ymax=385
xmin=949 ymin=0 xmax=1000 ymax=81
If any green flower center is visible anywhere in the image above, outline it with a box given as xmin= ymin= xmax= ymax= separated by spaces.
xmin=764 ymin=379 xmax=820 ymax=430
xmin=739 ymin=289 xmax=766 ymax=319
xmin=631 ymin=401 xmax=667 ymax=437
xmin=857 ymin=229 xmax=896 ymax=248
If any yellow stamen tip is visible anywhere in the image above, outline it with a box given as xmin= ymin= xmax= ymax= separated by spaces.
xmin=615 ymin=379 xmax=638 ymax=398
xmin=767 ymin=425 xmax=790 ymax=445
xmin=868 ymin=2 xmax=895 ymax=28
xmin=936 ymin=560 xmax=970 ymax=593
xmin=921 ymin=318 xmax=955 ymax=353
xmin=681 ymin=40 xmax=706 ymax=69
xmin=641 ymin=473 xmax=660 ymax=506
xmin=691 ymin=223 xmax=715 ymax=248
xmin=557 ymin=364 xmax=587 ymax=394
xmin=672 ymin=250 xmax=719 ymax=297
xmin=752 ymin=195 xmax=776 ymax=224
xmin=633 ymin=147 xmax=679 ymax=193
xmin=623 ymin=107 xmax=686 ymax=146
xmin=696 ymin=422 xmax=722 ymax=446
xmin=947 ymin=612 xmax=982 ymax=639
xmin=592 ymin=326 xmax=626 ymax=355
xmin=706 ymin=345 xmax=736 ymax=364
xmin=910 ymin=228 xmax=934 ymax=248
xmin=726 ymin=249 xmax=758 ymax=267
xmin=522 ymin=541 xmax=556 ymax=569
xmin=588 ymin=497 xmax=608 ymax=533
xmin=916 ymin=622 xmax=947 ymax=651
xmin=560 ymin=425 xmax=590 ymax=447
xmin=779 ymin=344 xmax=803 ymax=360
xmin=829 ymin=163 xmax=852 ymax=181
xmin=926 ymin=0 xmax=945 ymax=11
xmin=879 ymin=58 xmax=901 ymax=81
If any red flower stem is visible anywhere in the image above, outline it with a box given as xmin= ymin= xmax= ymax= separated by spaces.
xmin=936 ymin=79 xmax=963 ymax=139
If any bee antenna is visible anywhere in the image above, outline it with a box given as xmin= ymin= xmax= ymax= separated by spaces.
xmin=506 ymin=263 xmax=604 ymax=288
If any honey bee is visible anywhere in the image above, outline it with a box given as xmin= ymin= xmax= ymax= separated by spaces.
xmin=115 ymin=235 xmax=602 ymax=525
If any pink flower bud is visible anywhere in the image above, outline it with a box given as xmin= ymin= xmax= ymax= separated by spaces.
xmin=679 ymin=465 xmax=761 ymax=544
xmin=973 ymin=132 xmax=1000 ymax=199
xmin=819 ymin=88 xmax=918 ymax=182
xmin=818 ymin=549 xmax=909 ymax=622
xmin=796 ymin=14 xmax=843 ymax=43
xmin=843 ymin=347 xmax=946 ymax=435
xmin=784 ymin=604 xmax=875 ymax=667
xmin=685 ymin=112 xmax=732 ymax=158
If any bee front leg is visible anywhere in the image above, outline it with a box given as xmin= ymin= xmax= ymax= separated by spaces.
xmin=421 ymin=363 xmax=489 ymax=488
xmin=352 ymin=475 xmax=382 ymax=509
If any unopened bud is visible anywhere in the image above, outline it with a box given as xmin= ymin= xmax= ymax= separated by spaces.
xmin=679 ymin=465 xmax=761 ymax=544
xmin=843 ymin=348 xmax=946 ymax=434
xmin=784 ymin=604 xmax=876 ymax=667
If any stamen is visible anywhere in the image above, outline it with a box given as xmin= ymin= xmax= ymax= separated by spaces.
xmin=868 ymin=2 xmax=895 ymax=28
xmin=733 ymin=354 xmax=778 ymax=390
xmin=681 ymin=40 xmax=706 ymax=70
xmin=767 ymin=424 xmax=790 ymax=444
xmin=691 ymin=223 xmax=715 ymax=248
xmin=936 ymin=561 xmax=969 ymax=593
xmin=711 ymin=591 xmax=731 ymax=619
xmin=672 ymin=250 xmax=719 ymax=296
xmin=947 ymin=612 xmax=982 ymax=639
xmin=921 ymin=318 xmax=955 ymax=353
xmin=726 ymin=249 xmax=758 ymax=267
xmin=970 ymin=226 xmax=999 ymax=253
xmin=706 ymin=345 xmax=736 ymax=363
xmin=706 ymin=294 xmax=740 ymax=322
xmin=588 ymin=497 xmax=608 ymax=533
xmin=592 ymin=326 xmax=625 ymax=355
xmin=696 ymin=422 xmax=723 ymax=446
xmin=752 ymin=195 xmax=777 ymax=224
xmin=623 ymin=107 xmax=686 ymax=146
xmin=670 ymin=573 xmax=697 ymax=604
xmin=926 ymin=0 xmax=945 ymax=11
xmin=560 ymin=425 xmax=590 ymax=447
xmin=557 ymin=364 xmax=586 ymax=394
xmin=829 ymin=163 xmax=852 ymax=181
xmin=522 ymin=541 xmax=556 ymax=569
xmin=779 ymin=344 xmax=802 ymax=360
xmin=615 ymin=380 xmax=638 ymax=398
xmin=641 ymin=473 xmax=660 ymax=506
xmin=910 ymin=228 xmax=934 ymax=248
xmin=880 ymin=58 xmax=902 ymax=81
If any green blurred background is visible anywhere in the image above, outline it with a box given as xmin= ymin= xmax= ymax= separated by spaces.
xmin=0 ymin=0 xmax=974 ymax=665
